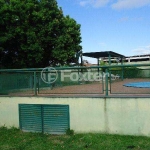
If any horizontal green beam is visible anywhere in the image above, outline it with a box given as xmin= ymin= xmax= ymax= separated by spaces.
xmin=0 ymin=63 xmax=150 ymax=72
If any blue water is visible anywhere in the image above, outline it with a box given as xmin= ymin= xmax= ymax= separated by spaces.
xmin=124 ymin=82 xmax=150 ymax=88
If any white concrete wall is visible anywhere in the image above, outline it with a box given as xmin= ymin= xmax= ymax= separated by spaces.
xmin=0 ymin=97 xmax=150 ymax=137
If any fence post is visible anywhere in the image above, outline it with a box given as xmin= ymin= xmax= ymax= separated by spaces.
xmin=34 ymin=71 xmax=37 ymax=96
xmin=105 ymin=68 xmax=109 ymax=96
xmin=37 ymin=73 xmax=40 ymax=94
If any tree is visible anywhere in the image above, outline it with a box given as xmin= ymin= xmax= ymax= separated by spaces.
xmin=51 ymin=16 xmax=82 ymax=66
xmin=0 ymin=0 xmax=82 ymax=68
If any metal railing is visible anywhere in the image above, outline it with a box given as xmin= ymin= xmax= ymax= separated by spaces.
xmin=0 ymin=63 xmax=150 ymax=97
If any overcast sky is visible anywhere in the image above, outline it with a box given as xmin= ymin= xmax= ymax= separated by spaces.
xmin=57 ymin=0 xmax=150 ymax=63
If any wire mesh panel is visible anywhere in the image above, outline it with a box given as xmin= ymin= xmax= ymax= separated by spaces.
xmin=1 ymin=64 xmax=149 ymax=96
xmin=110 ymin=66 xmax=150 ymax=95
xmin=0 ymin=71 xmax=34 ymax=95
xmin=38 ymin=67 xmax=104 ymax=95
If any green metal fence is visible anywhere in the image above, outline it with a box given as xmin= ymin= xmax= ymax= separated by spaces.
xmin=0 ymin=71 xmax=34 ymax=95
xmin=0 ymin=63 xmax=150 ymax=96
xmin=110 ymin=66 xmax=150 ymax=94
xmin=37 ymin=67 xmax=104 ymax=95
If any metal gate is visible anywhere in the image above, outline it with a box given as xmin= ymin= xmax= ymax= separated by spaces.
xmin=19 ymin=104 xmax=70 ymax=134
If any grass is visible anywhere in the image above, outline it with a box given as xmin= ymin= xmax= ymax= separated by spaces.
xmin=0 ymin=127 xmax=150 ymax=150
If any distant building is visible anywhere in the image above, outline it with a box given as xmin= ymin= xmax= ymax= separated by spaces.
xmin=125 ymin=54 xmax=150 ymax=63
xmin=103 ymin=54 xmax=150 ymax=64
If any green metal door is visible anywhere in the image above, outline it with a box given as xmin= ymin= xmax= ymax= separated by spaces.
xmin=19 ymin=104 xmax=70 ymax=134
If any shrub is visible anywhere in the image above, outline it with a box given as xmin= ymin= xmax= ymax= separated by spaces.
xmin=111 ymin=67 xmax=142 ymax=78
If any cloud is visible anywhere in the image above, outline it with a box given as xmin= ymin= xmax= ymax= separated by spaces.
xmin=79 ymin=1 xmax=89 ymax=6
xmin=119 ymin=17 xmax=129 ymax=22
xmin=79 ymin=0 xmax=150 ymax=9
xmin=132 ymin=17 xmax=143 ymax=21
xmin=98 ymin=42 xmax=106 ymax=46
xmin=132 ymin=45 xmax=150 ymax=55
xmin=118 ymin=17 xmax=143 ymax=22
xmin=112 ymin=0 xmax=150 ymax=10
xmin=79 ymin=0 xmax=110 ymax=8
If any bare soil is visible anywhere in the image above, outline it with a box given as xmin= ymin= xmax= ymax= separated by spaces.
xmin=8 ymin=78 xmax=150 ymax=97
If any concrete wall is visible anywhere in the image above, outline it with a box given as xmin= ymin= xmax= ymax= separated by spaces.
xmin=0 ymin=97 xmax=150 ymax=137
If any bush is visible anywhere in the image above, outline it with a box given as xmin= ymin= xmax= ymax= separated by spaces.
xmin=111 ymin=67 xmax=142 ymax=78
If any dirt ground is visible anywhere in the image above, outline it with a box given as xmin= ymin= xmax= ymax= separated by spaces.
xmin=8 ymin=78 xmax=150 ymax=97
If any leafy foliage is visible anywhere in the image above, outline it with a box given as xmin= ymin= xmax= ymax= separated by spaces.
xmin=0 ymin=0 xmax=82 ymax=68
xmin=111 ymin=67 xmax=142 ymax=78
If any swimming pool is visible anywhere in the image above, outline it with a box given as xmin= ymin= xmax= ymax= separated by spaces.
xmin=123 ymin=82 xmax=150 ymax=88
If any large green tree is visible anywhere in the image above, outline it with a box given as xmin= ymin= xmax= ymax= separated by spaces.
xmin=0 ymin=0 xmax=82 ymax=68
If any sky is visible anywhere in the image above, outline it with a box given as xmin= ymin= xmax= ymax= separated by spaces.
xmin=57 ymin=0 xmax=150 ymax=63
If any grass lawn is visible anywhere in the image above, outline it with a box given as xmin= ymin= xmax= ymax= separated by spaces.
xmin=0 ymin=127 xmax=150 ymax=150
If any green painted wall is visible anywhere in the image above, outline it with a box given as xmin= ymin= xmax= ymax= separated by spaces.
xmin=0 ymin=97 xmax=150 ymax=136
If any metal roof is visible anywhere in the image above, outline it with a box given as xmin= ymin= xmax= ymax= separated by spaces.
xmin=82 ymin=51 xmax=125 ymax=58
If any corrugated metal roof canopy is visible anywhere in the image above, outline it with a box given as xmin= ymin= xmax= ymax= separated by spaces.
xmin=82 ymin=51 xmax=125 ymax=58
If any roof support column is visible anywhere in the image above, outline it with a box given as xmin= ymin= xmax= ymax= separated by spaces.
xmin=121 ymin=58 xmax=124 ymax=81
xmin=108 ymin=53 xmax=111 ymax=65
xmin=80 ymin=53 xmax=83 ymax=66
xmin=97 ymin=58 xmax=100 ymax=74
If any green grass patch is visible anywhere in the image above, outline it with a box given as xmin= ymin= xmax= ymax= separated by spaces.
xmin=0 ymin=126 xmax=150 ymax=150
